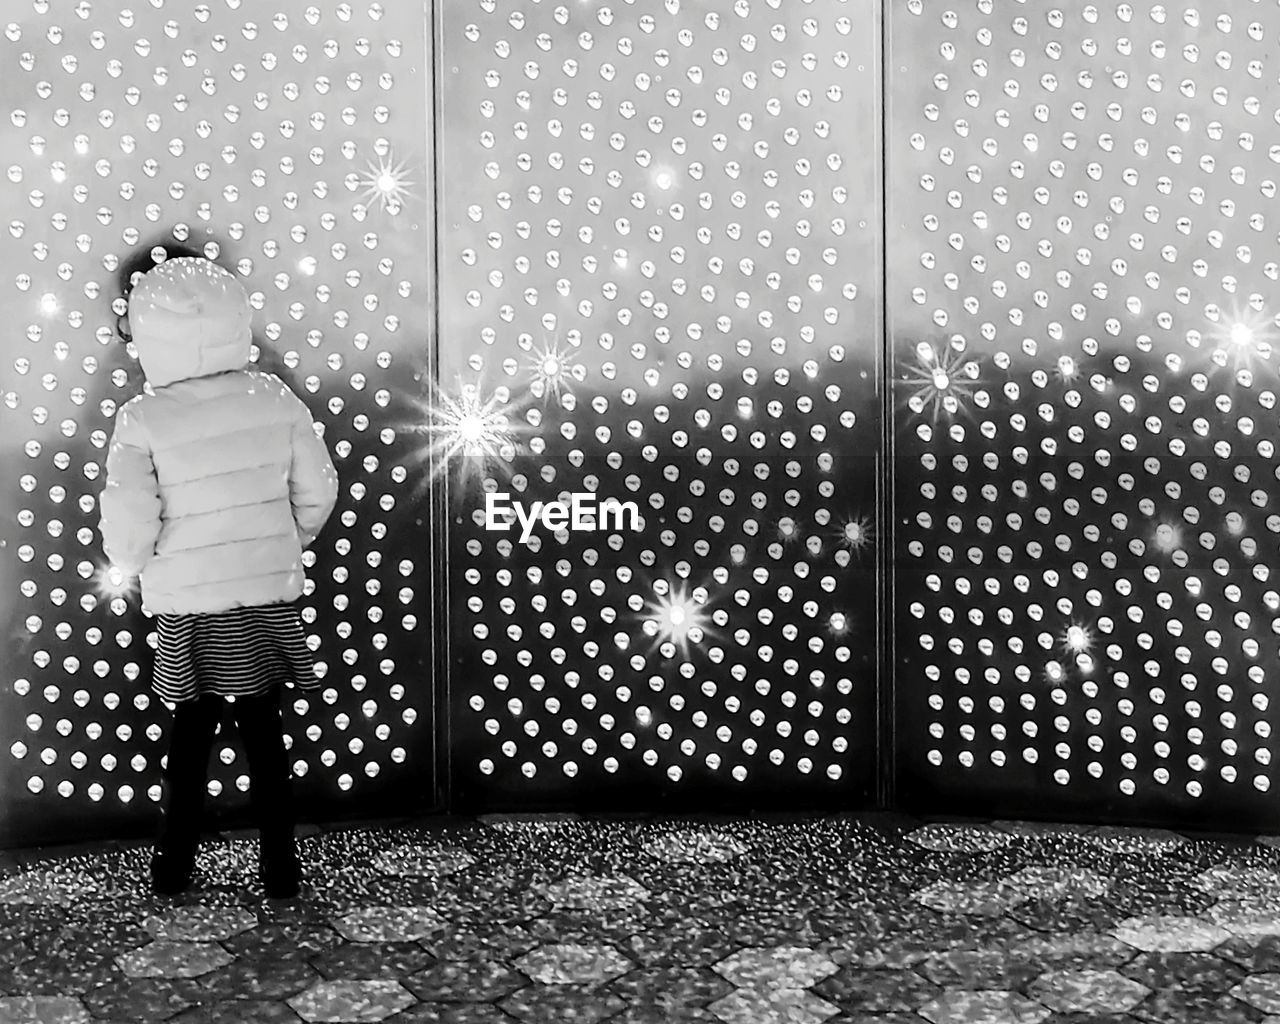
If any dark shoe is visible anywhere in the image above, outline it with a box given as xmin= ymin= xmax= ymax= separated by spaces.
xmin=150 ymin=851 xmax=194 ymax=896
xmin=260 ymin=841 xmax=301 ymax=899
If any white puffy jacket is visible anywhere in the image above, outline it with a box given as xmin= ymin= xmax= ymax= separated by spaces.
xmin=99 ymin=256 xmax=339 ymax=615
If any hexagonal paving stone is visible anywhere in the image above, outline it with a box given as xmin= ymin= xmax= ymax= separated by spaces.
xmin=610 ymin=1009 xmax=721 ymax=1024
xmin=198 ymin=956 xmax=321 ymax=999
xmin=1132 ymin=989 xmax=1264 ymax=1024
xmin=372 ymin=845 xmax=476 ymax=878
xmin=1204 ymin=899 xmax=1280 ymax=939
xmin=904 ymin=824 xmax=1015 ymax=853
xmin=1111 ymin=915 xmax=1234 ymax=953
xmin=1018 ymin=930 xmax=1138 ymax=966
xmin=1008 ymin=895 xmax=1121 ymax=935
xmin=0 ymin=947 xmax=124 ymax=994
xmin=915 ymin=950 xmax=1043 ymax=991
xmin=607 ymin=966 xmax=732 ymax=1008
xmin=513 ymin=943 xmax=633 ymax=985
xmin=642 ymin=830 xmax=748 ymax=864
xmin=1003 ymin=864 xmax=1110 ymax=901
xmin=26 ymin=916 xmax=153 ymax=962
xmin=332 ymin=907 xmax=445 ymax=943
xmin=426 ymin=883 xmax=553 ymax=929
xmin=1216 ymin=935 xmax=1280 ymax=973
xmin=532 ymin=875 xmax=650 ymax=911
xmin=917 ymin=990 xmax=1051 ymax=1024
xmin=695 ymin=907 xmax=812 ymax=949
xmin=382 ymin=1006 xmax=516 ymax=1024
xmin=1233 ymin=974 xmax=1280 ymax=1015
xmin=990 ymin=821 xmax=1096 ymax=840
xmin=311 ymin=942 xmax=436 ymax=981
xmin=620 ymin=924 xmax=742 ymax=968
xmin=82 ymin=977 xmax=202 ymax=1021
xmin=288 ymin=980 xmax=415 ymax=1023
xmin=814 ymin=966 xmax=941 ymax=1012
xmin=403 ymin=958 xmax=525 ymax=1002
xmin=1027 ymin=968 xmax=1150 ymax=1014
xmin=499 ymin=985 xmax=628 ymax=1023
xmin=1192 ymin=864 xmax=1280 ymax=902
xmin=912 ymin=879 xmax=1028 ymax=917
xmin=423 ymin=922 xmax=544 ymax=962
xmin=142 ymin=907 xmax=258 ymax=943
xmin=713 ymin=945 xmax=838 ymax=989
xmin=116 ymin=941 xmax=234 ymax=980
xmin=1119 ymin=950 xmax=1246 ymax=995
xmin=0 ymin=996 xmax=90 ymax=1022
xmin=1083 ymin=826 xmax=1185 ymax=855
xmin=707 ymin=987 xmax=840 ymax=1024
xmin=222 ymin=922 xmax=345 ymax=961
xmin=168 ymin=998 xmax=306 ymax=1023
xmin=524 ymin=906 xmax=652 ymax=947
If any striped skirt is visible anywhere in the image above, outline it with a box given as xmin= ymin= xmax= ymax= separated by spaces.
xmin=152 ymin=603 xmax=320 ymax=704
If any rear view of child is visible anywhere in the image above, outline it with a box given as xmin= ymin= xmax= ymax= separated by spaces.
xmin=99 ymin=253 xmax=339 ymax=898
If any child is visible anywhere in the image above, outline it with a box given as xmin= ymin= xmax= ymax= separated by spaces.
xmin=99 ymin=250 xmax=339 ymax=898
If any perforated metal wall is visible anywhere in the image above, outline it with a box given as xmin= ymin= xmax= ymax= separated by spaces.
xmin=438 ymin=0 xmax=884 ymax=810
xmin=889 ymin=0 xmax=1280 ymax=828
xmin=15 ymin=0 xmax=1273 ymax=842
xmin=0 ymin=0 xmax=437 ymax=844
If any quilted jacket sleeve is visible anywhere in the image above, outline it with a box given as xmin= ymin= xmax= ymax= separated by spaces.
xmin=288 ymin=394 xmax=339 ymax=548
xmin=99 ymin=398 xmax=163 ymax=576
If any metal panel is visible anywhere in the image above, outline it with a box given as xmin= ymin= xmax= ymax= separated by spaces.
xmin=439 ymin=0 xmax=884 ymax=810
xmin=0 ymin=0 xmax=436 ymax=845
xmin=889 ymin=0 xmax=1280 ymax=827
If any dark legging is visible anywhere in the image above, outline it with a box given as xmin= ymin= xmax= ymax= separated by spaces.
xmin=156 ymin=686 xmax=295 ymax=862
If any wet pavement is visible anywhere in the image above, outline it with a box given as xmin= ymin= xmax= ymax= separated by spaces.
xmin=1 ymin=813 xmax=1279 ymax=1022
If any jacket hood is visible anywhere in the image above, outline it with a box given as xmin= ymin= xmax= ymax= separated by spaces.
xmin=128 ymin=257 xmax=252 ymax=388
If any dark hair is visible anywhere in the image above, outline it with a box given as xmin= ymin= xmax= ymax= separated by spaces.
xmin=113 ymin=240 xmax=207 ymax=344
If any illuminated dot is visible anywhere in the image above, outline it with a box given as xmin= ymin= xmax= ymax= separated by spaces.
xmin=668 ymin=606 xmax=686 ymax=627
xmin=1231 ymin=323 xmax=1254 ymax=346
xmin=377 ymin=171 xmax=397 ymax=193
xmin=542 ymin=357 xmax=559 ymax=376
xmin=830 ymin=613 xmax=847 ymax=632
xmin=96 ymin=564 xmax=135 ymax=598
xmin=458 ymin=413 xmax=487 ymax=447
xmin=1066 ymin=626 xmax=1088 ymax=653
xmin=844 ymin=522 xmax=863 ymax=544
xmin=654 ymin=170 xmax=674 ymax=190
xmin=39 ymin=293 xmax=58 ymax=315
xmin=299 ymin=257 xmax=318 ymax=276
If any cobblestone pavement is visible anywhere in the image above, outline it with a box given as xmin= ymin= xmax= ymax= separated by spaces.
xmin=2 ymin=813 xmax=1280 ymax=1022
